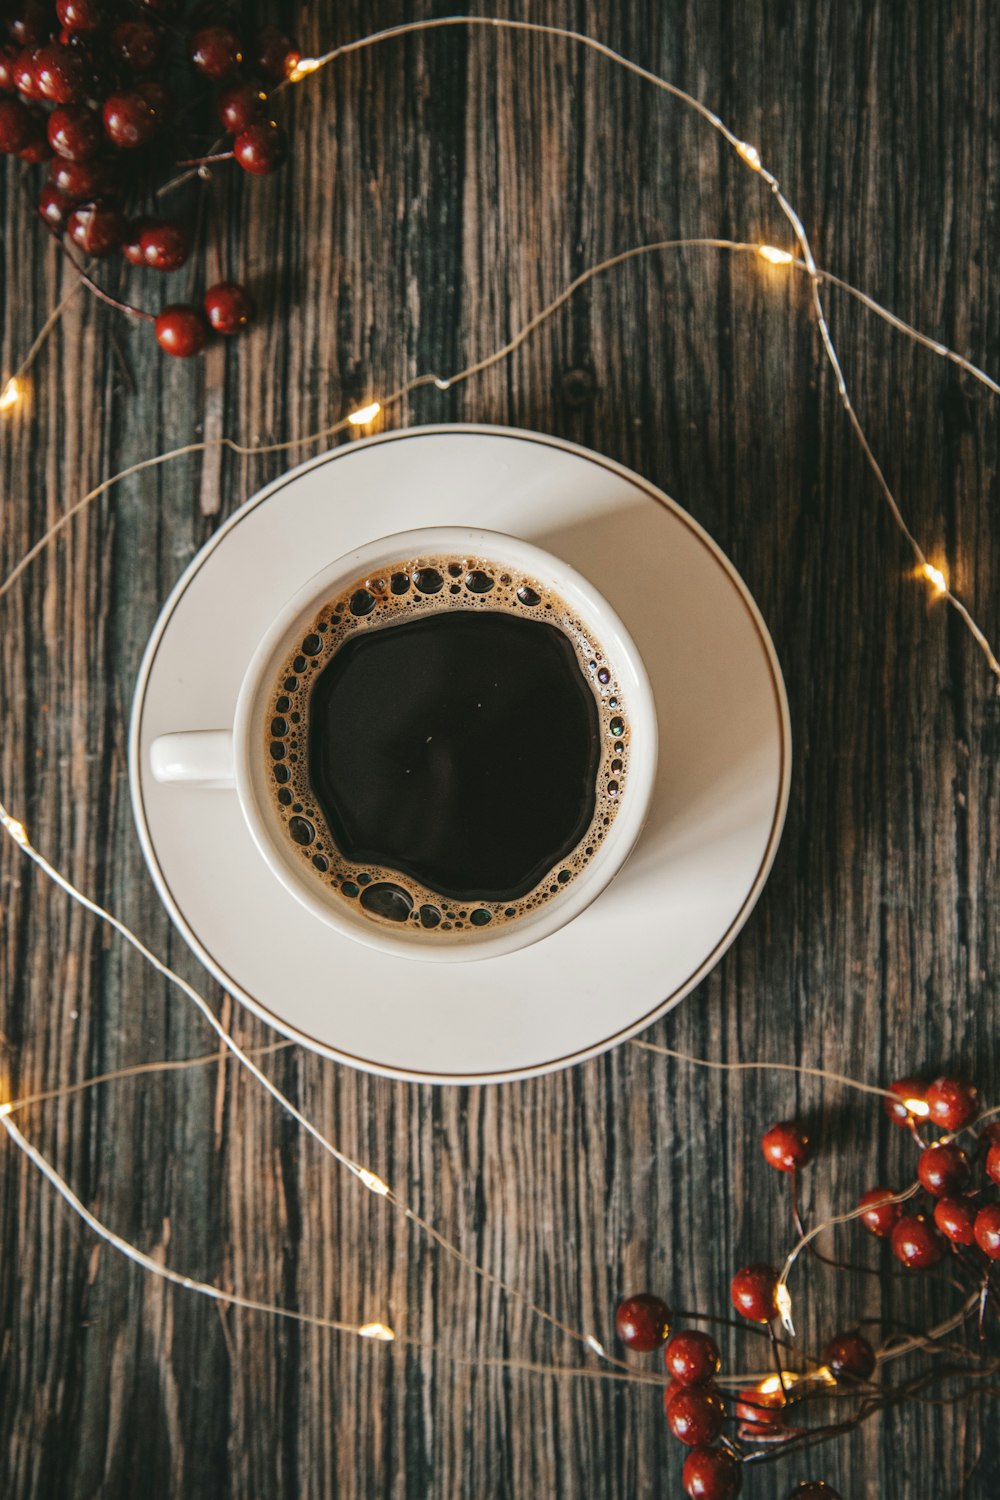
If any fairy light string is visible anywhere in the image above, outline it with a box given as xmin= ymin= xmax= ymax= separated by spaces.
xmin=284 ymin=13 xmax=1000 ymax=679
xmin=0 ymin=798 xmax=634 ymax=1371
xmin=3 ymin=229 xmax=1000 ymax=686
xmin=5 ymin=22 xmax=999 ymax=672
xmin=1 ymin=1003 xmax=994 ymax=1408
xmin=0 ymin=12 xmax=998 ymax=1468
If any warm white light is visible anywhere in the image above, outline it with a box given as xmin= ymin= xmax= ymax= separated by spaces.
xmin=0 ymin=1103 xmax=12 ymax=1118
xmin=348 ymin=401 xmax=381 ymax=426
xmin=356 ymin=1167 xmax=390 ymax=1197
xmin=758 ymin=245 xmax=794 ymax=266
xmin=775 ymin=1281 xmax=794 ymax=1332
xmin=358 ymin=1321 xmax=395 ymax=1341
xmin=1 ymin=813 xmax=29 ymax=847
xmin=288 ymin=56 xmax=321 ymax=82
xmin=904 ymin=1096 xmax=931 ymax=1117
xmin=758 ymin=1373 xmax=788 ymax=1396
xmin=921 ymin=564 xmax=948 ymax=596
xmin=585 ymin=1335 xmax=607 ymax=1358
xmin=737 ymin=141 xmax=762 ymax=170
xmin=0 ymin=377 xmax=23 ymax=411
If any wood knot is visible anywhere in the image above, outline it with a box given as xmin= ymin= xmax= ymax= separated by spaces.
xmin=560 ymin=367 xmax=596 ymax=408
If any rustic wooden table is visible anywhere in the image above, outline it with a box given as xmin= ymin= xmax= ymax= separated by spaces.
xmin=2 ymin=3 xmax=999 ymax=1496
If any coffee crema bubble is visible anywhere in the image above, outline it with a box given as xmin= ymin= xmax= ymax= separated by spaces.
xmin=265 ymin=556 xmax=631 ymax=934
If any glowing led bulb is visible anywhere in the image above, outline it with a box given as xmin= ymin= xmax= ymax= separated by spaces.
xmin=1 ymin=813 xmax=29 ymax=846
xmin=288 ymin=57 xmax=321 ymax=82
xmin=0 ymin=1103 xmax=12 ymax=1118
xmin=921 ymin=563 xmax=948 ymax=596
xmin=358 ymin=1321 xmax=395 ymax=1341
xmin=736 ymin=141 xmax=762 ymax=170
xmin=904 ymin=1096 xmax=931 ymax=1117
xmin=775 ymin=1281 xmax=794 ymax=1333
xmin=758 ymin=245 xmax=794 ymax=266
xmin=354 ymin=1167 xmax=389 ymax=1196
xmin=585 ymin=1335 xmax=607 ymax=1358
xmin=348 ymin=401 xmax=381 ymax=426
xmin=758 ymin=1373 xmax=787 ymax=1396
xmin=0 ymin=377 xmax=24 ymax=412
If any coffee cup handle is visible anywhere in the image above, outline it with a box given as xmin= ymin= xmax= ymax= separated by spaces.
xmin=150 ymin=731 xmax=235 ymax=790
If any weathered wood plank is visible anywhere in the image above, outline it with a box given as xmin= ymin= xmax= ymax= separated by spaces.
xmin=2 ymin=2 xmax=999 ymax=1496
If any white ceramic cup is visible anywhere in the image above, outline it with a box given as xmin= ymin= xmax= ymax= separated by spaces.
xmin=150 ymin=526 xmax=657 ymax=962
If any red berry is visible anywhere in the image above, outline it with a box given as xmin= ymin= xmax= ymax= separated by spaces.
xmin=614 ymin=1293 xmax=671 ymax=1351
xmin=50 ymin=156 xmax=111 ymax=200
xmin=103 ymin=91 xmax=157 ymax=149
xmin=155 ymin=304 xmax=209 ymax=358
xmin=12 ymin=48 xmax=43 ymax=100
xmin=735 ymin=1384 xmax=786 ymax=1435
xmin=48 ymin=104 xmax=102 ymax=162
xmin=122 ymin=217 xmax=154 ymax=266
xmin=662 ymin=1377 xmax=685 ymax=1410
xmin=37 ymin=182 xmax=74 ymax=231
xmin=730 ymin=1264 xmax=779 ymax=1323
xmin=977 ymin=1121 xmax=1000 ymax=1153
xmin=665 ymin=1387 xmax=726 ymax=1446
xmin=66 ymin=202 xmax=125 ymax=257
xmin=254 ymin=23 xmax=299 ymax=81
xmin=233 ymin=119 xmax=287 ymax=175
xmin=664 ymin=1330 xmax=722 ymax=1387
xmin=203 ymin=280 xmax=254 ymax=333
xmin=986 ymin=1143 xmax=1000 ymax=1186
xmin=761 ymin=1120 xmax=811 ymax=1173
xmin=0 ymin=95 xmax=32 ymax=153
xmin=787 ymin=1487 xmax=841 ymax=1499
xmin=917 ymin=1143 xmax=971 ymax=1197
xmin=216 ymin=80 xmax=267 ymax=133
xmin=110 ymin=21 xmax=163 ymax=72
xmin=821 ymin=1330 xmax=875 ymax=1381
xmin=926 ymin=1075 xmax=979 ymax=1131
xmin=134 ymin=79 xmax=173 ymax=124
xmin=883 ymin=1077 xmax=927 ymax=1126
xmin=8 ymin=5 xmax=49 ymax=45
xmin=682 ymin=1446 xmax=743 ymax=1499
xmin=140 ymin=220 xmax=189 ymax=272
xmin=974 ymin=1203 xmax=1000 ymax=1259
xmin=0 ymin=46 xmax=18 ymax=93
xmin=891 ymin=1213 xmax=945 ymax=1269
xmin=934 ymin=1196 xmax=977 ymax=1246
xmin=34 ymin=44 xmax=89 ymax=105
xmin=56 ymin=1 xmax=103 ymax=35
xmin=190 ymin=25 xmax=243 ymax=80
xmin=18 ymin=126 xmax=51 ymax=163
xmin=858 ymin=1186 xmax=902 ymax=1238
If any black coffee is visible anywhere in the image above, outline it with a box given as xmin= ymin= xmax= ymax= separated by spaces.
xmin=309 ymin=610 xmax=599 ymax=902
xmin=265 ymin=555 xmax=630 ymax=934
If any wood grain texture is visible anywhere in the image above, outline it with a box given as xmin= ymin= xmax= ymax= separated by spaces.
xmin=2 ymin=2 xmax=1000 ymax=1495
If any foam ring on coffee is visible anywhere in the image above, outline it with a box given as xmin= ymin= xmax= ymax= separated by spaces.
xmin=265 ymin=556 xmax=630 ymax=934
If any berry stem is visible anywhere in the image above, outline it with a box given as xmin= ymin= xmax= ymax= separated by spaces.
xmin=174 ymin=149 xmax=235 ymax=168
xmin=765 ymin=1321 xmax=791 ymax=1399
xmin=671 ymin=1308 xmax=777 ymax=1341
xmin=57 ymin=240 xmax=155 ymax=321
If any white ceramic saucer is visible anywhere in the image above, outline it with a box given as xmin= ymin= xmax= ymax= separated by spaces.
xmin=129 ymin=425 xmax=791 ymax=1084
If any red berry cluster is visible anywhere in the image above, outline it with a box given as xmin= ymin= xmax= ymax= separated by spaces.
xmin=614 ymin=1289 xmax=841 ymax=1498
xmin=0 ymin=3 xmax=298 ymax=354
xmin=860 ymin=1075 xmax=1000 ymax=1265
xmin=611 ymin=1075 xmax=997 ymax=1495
